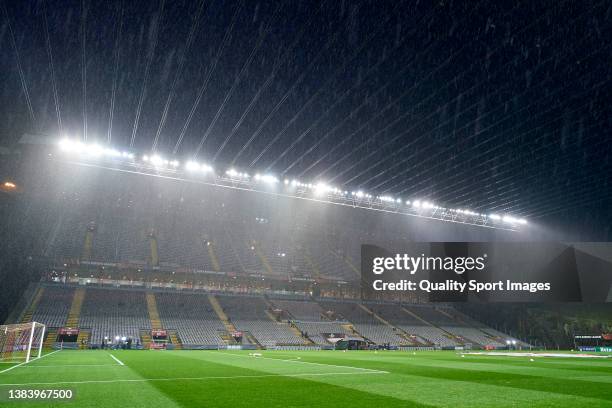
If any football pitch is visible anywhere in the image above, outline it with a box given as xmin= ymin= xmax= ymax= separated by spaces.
xmin=0 ymin=350 xmax=611 ymax=407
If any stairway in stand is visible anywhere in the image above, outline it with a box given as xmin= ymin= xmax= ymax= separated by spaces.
xmin=65 ymin=288 xmax=86 ymax=328
xmin=206 ymin=242 xmax=221 ymax=272
xmin=140 ymin=330 xmax=152 ymax=349
xmin=288 ymin=322 xmax=315 ymax=345
xmin=243 ymin=331 xmax=262 ymax=349
xmin=359 ymin=304 xmax=418 ymax=346
xmin=77 ymin=330 xmax=90 ymax=349
xmin=252 ymin=241 xmax=274 ymax=275
xmin=20 ymin=286 xmax=45 ymax=323
xmin=328 ymin=247 xmax=360 ymax=278
xmin=168 ymin=330 xmax=182 ymax=349
xmin=208 ymin=295 xmax=240 ymax=346
xmin=145 ymin=292 xmax=163 ymax=330
xmin=43 ymin=328 xmax=58 ymax=348
xmin=208 ymin=295 xmax=235 ymax=331
xmin=401 ymin=306 xmax=458 ymax=345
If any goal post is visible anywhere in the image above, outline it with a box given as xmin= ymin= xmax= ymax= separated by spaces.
xmin=0 ymin=322 xmax=46 ymax=363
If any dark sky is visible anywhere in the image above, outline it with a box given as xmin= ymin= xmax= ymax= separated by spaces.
xmin=0 ymin=0 xmax=610 ymax=236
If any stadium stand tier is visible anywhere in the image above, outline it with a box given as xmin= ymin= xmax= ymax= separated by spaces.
xmin=271 ymin=299 xmax=325 ymax=321
xmin=155 ymin=292 xmax=225 ymax=346
xmin=79 ymin=288 xmax=150 ymax=345
xmin=318 ymin=301 xmax=407 ymax=345
xmin=30 ymin=286 xmax=74 ymax=328
xmin=19 ymin=283 xmax=526 ymax=349
xmin=217 ymin=295 xmax=308 ymax=347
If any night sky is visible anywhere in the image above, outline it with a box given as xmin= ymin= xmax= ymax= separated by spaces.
xmin=0 ymin=0 xmax=610 ymax=236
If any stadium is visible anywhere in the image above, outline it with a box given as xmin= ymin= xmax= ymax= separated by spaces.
xmin=0 ymin=1 xmax=611 ymax=407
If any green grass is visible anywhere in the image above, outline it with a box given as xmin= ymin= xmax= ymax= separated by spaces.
xmin=0 ymin=349 xmax=611 ymax=407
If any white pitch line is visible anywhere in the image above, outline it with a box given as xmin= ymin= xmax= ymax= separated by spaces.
xmin=0 ymin=370 xmax=387 ymax=387
xmin=220 ymin=352 xmax=389 ymax=373
xmin=109 ymin=353 xmax=125 ymax=366
xmin=21 ymin=364 xmax=127 ymax=368
xmin=0 ymin=349 xmax=61 ymax=374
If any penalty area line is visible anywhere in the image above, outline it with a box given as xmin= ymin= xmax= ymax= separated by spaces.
xmin=109 ymin=353 xmax=125 ymax=366
xmin=0 ymin=349 xmax=61 ymax=374
xmin=0 ymin=370 xmax=387 ymax=387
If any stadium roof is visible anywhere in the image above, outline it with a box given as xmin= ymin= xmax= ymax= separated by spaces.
xmin=1 ymin=1 xmax=610 ymax=237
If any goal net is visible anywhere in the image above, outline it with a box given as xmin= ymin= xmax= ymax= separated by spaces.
xmin=0 ymin=322 xmax=46 ymax=363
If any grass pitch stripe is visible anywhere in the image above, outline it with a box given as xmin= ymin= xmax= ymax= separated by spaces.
xmin=109 ymin=353 xmax=125 ymax=366
xmin=221 ymin=351 xmax=389 ymax=373
xmin=0 ymin=349 xmax=61 ymax=374
xmin=0 ymin=370 xmax=388 ymax=387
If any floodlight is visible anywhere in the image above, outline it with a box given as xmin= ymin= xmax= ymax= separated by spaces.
xmin=150 ymin=155 xmax=164 ymax=166
xmin=314 ymin=182 xmax=330 ymax=196
xmin=503 ymin=215 xmax=518 ymax=224
xmin=258 ymin=174 xmax=279 ymax=184
xmin=52 ymin=137 xmax=527 ymax=230
xmin=104 ymin=148 xmax=121 ymax=157
xmin=59 ymin=138 xmax=72 ymax=151
xmin=186 ymin=161 xmax=200 ymax=171
xmin=85 ymin=144 xmax=103 ymax=156
xmin=59 ymin=138 xmax=84 ymax=153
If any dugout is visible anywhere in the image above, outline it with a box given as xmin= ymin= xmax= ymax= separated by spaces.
xmin=57 ymin=327 xmax=79 ymax=342
xmin=334 ymin=338 xmax=368 ymax=350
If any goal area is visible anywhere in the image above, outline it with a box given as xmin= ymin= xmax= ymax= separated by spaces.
xmin=0 ymin=322 xmax=46 ymax=363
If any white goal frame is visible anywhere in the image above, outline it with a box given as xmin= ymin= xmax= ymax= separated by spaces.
xmin=0 ymin=322 xmax=46 ymax=363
